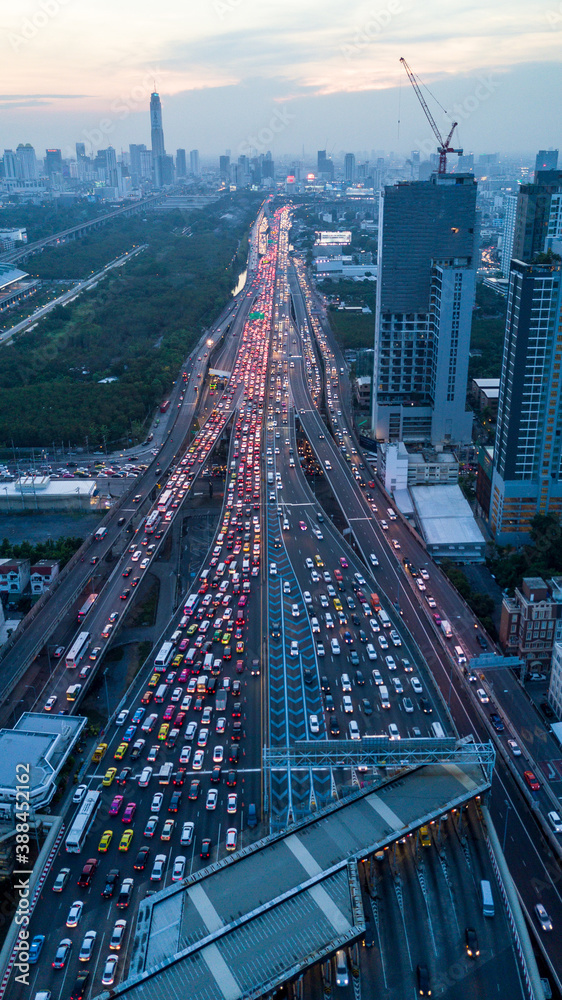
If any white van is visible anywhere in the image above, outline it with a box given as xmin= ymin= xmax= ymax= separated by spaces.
xmin=340 ymin=673 xmax=352 ymax=691
xmin=366 ymin=643 xmax=378 ymax=661
xmin=379 ymin=685 xmax=390 ymax=708
xmin=203 ymin=652 xmax=214 ymax=672
xmin=348 ymin=720 xmax=360 ymax=740
xmin=454 ymin=645 xmax=467 ymax=665
xmin=331 ymin=638 xmax=341 ymax=655
xmin=216 ymin=562 xmax=226 ymax=577
xmin=158 ymin=762 xmax=173 ymax=785
xmin=387 ymin=508 xmax=397 ymax=521
xmin=430 ymin=721 xmax=445 ymax=739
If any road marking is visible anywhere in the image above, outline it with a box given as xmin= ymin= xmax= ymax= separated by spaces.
xmin=189 ymin=884 xmax=224 ymax=932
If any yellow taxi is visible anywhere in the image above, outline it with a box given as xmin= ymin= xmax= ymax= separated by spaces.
xmin=102 ymin=767 xmax=117 ymax=786
xmin=148 ymin=673 xmax=161 ymax=688
xmin=98 ymin=830 xmax=113 ymax=852
xmin=119 ymin=829 xmax=134 ymax=852
xmin=158 ymin=724 xmax=169 ymax=742
xmin=114 ymin=743 xmax=128 ymax=760
xmin=92 ymin=743 xmax=108 ymax=763
xmin=333 ymin=598 xmax=343 ymax=612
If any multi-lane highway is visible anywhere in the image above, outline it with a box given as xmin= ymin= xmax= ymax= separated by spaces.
xmin=1 ymin=203 xmax=550 ymax=1000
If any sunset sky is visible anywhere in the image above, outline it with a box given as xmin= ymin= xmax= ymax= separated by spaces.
xmin=1 ymin=0 xmax=561 ymax=159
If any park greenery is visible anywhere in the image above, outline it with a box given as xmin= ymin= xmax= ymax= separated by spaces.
xmin=440 ymin=559 xmax=497 ymax=639
xmin=0 ymin=192 xmax=261 ymax=448
xmin=468 ymin=282 xmax=508 ymax=379
xmin=0 ymin=198 xmax=109 ymax=242
xmin=0 ymin=535 xmax=83 ymax=567
xmin=487 ymin=513 xmax=562 ymax=594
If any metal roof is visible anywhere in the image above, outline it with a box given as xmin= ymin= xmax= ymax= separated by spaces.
xmin=95 ymin=761 xmax=490 ymax=1000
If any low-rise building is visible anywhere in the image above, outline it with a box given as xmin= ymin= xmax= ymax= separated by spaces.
xmin=0 ymin=713 xmax=86 ymax=815
xmin=499 ymin=576 xmax=562 ymax=674
xmin=0 ymin=262 xmax=39 ymax=313
xmin=0 ymin=476 xmax=96 ymax=511
xmin=0 ymin=558 xmax=30 ymax=595
xmin=377 ymin=442 xmax=459 ymax=494
xmin=548 ymin=641 xmax=562 ymax=718
xmin=470 ymin=378 xmax=501 ymax=416
xmin=410 ymin=484 xmax=486 ymax=563
xmin=30 ymin=559 xmax=60 ymax=595
xmin=354 ymin=376 xmax=371 ymax=408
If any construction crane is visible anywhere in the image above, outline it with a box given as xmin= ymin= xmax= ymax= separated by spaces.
xmin=400 ymin=57 xmax=463 ymax=174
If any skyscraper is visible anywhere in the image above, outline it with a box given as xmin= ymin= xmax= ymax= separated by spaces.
xmin=75 ymin=142 xmax=86 ymax=160
xmin=150 ymin=92 xmax=165 ymax=160
xmin=535 ymin=149 xmax=559 ymax=174
xmin=45 ymin=148 xmax=63 ymax=180
xmin=500 ymin=194 xmax=518 ymax=277
xmin=490 ymin=259 xmax=562 ymax=543
xmin=105 ymin=146 xmax=118 ymax=188
xmin=372 ymin=173 xmax=478 ymax=446
xmin=190 ymin=149 xmax=200 ymax=176
xmin=2 ymin=150 xmax=18 ymax=179
xmin=129 ymin=143 xmax=146 ymax=182
xmin=176 ymin=149 xmax=187 ymax=177
xmin=16 ymin=143 xmax=36 ymax=180
xmin=317 ymin=150 xmax=333 ymax=180
xmin=219 ymin=155 xmax=230 ymax=183
xmin=344 ymin=153 xmax=355 ymax=183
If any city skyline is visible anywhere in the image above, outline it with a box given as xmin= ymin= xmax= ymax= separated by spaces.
xmin=1 ymin=0 xmax=561 ymax=156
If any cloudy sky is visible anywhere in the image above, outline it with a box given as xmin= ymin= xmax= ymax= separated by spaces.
xmin=1 ymin=0 xmax=561 ymax=161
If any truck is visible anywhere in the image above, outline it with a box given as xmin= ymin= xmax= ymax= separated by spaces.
xmin=370 ymin=592 xmax=381 ymax=613
xmin=94 ymin=526 xmax=108 ymax=541
xmin=440 ymin=620 xmax=452 ymax=639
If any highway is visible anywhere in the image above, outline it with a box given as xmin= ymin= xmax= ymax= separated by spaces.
xmin=0 ymin=203 xmax=545 ymax=1000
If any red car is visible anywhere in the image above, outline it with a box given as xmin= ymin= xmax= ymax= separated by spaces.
xmin=334 ymin=569 xmax=343 ymax=582
xmin=524 ymin=770 xmax=541 ymax=791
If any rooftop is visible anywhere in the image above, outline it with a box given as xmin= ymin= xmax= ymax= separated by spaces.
xmin=0 ymin=713 xmax=86 ymax=807
xmin=411 ymin=484 xmax=486 ymax=547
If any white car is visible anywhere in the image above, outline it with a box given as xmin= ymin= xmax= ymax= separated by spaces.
xmin=206 ymin=789 xmax=218 ymax=810
xmin=389 ymin=630 xmax=402 ymax=647
xmin=226 ymin=828 xmax=237 ymax=851
xmin=392 ymin=540 xmax=401 ymax=550
xmin=79 ymin=930 xmax=97 ymax=962
xmin=476 ymin=688 xmax=489 ymax=704
xmin=419 ymin=568 xmax=430 ymax=581
xmin=305 ymin=558 xmax=314 ymax=570
xmin=139 ymin=767 xmax=153 ymax=787
xmin=227 ymin=793 xmax=237 ymax=813
xmin=290 ymin=640 xmax=299 ymax=657
xmin=411 ymin=677 xmax=423 ymax=694
xmin=193 ymin=749 xmax=204 ymax=769
xmin=116 ymin=710 xmax=128 ymax=725
xmin=171 ymin=687 xmax=183 ymax=702
xmin=179 ymin=746 xmax=191 ymax=764
xmin=388 ymin=723 xmax=400 ymax=740
xmin=181 ymin=821 xmax=194 ymax=845
xmin=213 ymin=746 xmax=224 ymax=763
xmin=348 ymin=720 xmax=360 ymax=740
xmin=109 ymin=918 xmax=126 ymax=951
xmin=291 ymin=604 xmax=300 ymax=618
xmin=303 ymin=590 xmax=312 ymax=605
xmin=403 ymin=697 xmax=414 ymax=713
xmin=416 ymin=577 xmax=426 ymax=591
xmin=269 ymin=562 xmax=277 ymax=576
xmin=150 ymin=792 xmax=163 ymax=812
xmin=150 ymin=854 xmax=167 ymax=881
xmin=172 ymin=856 xmax=186 ymax=881
xmin=72 ymin=784 xmax=87 ymax=804
xmin=385 ymin=656 xmax=397 ymax=670
xmin=369 ymin=553 xmax=379 ymax=567
xmin=311 ymin=570 xmax=321 ymax=583
xmin=317 ymin=642 xmax=325 ymax=657
xmin=342 ymin=695 xmax=353 ymax=713
xmin=66 ymin=900 xmax=84 ymax=928
xmin=44 ymin=695 xmax=57 ymax=711
xmin=102 ymin=954 xmax=118 ymax=986
xmin=309 ymin=714 xmax=320 ymax=734
xmin=507 ymin=739 xmax=521 ymax=756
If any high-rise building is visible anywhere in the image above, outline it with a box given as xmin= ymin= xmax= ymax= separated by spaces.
xmin=512 ymin=174 xmax=562 ymax=263
xmin=75 ymin=142 xmax=86 ymax=160
xmin=2 ymin=150 xmax=18 ymax=179
xmin=500 ymin=194 xmax=518 ymax=277
xmin=176 ymin=149 xmax=187 ymax=177
xmin=16 ymin=144 xmax=36 ymax=180
xmin=150 ymin=92 xmax=165 ymax=162
xmin=45 ymin=149 xmax=63 ymax=180
xmin=190 ymin=149 xmax=200 ymax=176
xmin=262 ymin=152 xmax=275 ymax=180
xmin=105 ymin=146 xmax=118 ymax=188
xmin=535 ymin=149 xmax=559 ymax=174
xmin=219 ymin=155 xmax=230 ymax=182
xmin=317 ymin=149 xmax=334 ymax=180
xmin=344 ymin=153 xmax=355 ymax=183
xmin=372 ymin=173 xmax=478 ymax=447
xmin=490 ymin=259 xmax=562 ymax=544
xmin=139 ymin=149 xmax=153 ymax=180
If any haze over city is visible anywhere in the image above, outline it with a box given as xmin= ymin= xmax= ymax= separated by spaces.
xmin=2 ymin=0 xmax=562 ymax=156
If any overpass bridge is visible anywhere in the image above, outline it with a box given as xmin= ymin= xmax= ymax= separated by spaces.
xmin=95 ymin=747 xmax=493 ymax=1000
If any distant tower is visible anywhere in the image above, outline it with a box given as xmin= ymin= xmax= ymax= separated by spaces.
xmin=190 ymin=149 xmax=200 ymax=176
xmin=344 ymin=153 xmax=355 ymax=183
xmin=176 ymin=149 xmax=187 ymax=177
xmin=150 ymin=92 xmax=165 ymax=160
xmin=535 ymin=149 xmax=559 ymax=175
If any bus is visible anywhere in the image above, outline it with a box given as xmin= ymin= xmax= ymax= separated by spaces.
xmin=94 ymin=526 xmax=107 ymax=541
xmin=157 ymin=489 xmax=173 ymax=513
xmin=154 ymin=641 xmax=174 ymax=668
xmin=66 ymin=632 xmax=91 ymax=669
xmin=65 ymin=790 xmax=102 ymax=853
xmin=183 ymin=594 xmax=198 ymax=616
xmin=145 ymin=511 xmax=160 ymax=534
xmin=77 ymin=593 xmax=98 ymax=623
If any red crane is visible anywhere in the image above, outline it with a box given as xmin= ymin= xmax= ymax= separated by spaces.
xmin=400 ymin=57 xmax=463 ymax=174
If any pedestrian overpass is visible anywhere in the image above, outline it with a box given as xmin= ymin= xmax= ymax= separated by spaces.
xmin=94 ymin=740 xmax=493 ymax=1000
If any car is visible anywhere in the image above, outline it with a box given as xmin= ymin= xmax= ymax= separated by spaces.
xmin=52 ymin=937 xmax=72 ymax=969
xmin=535 ymin=902 xmax=553 ymax=931
xmin=44 ymin=695 xmax=57 ymax=711
xmin=109 ymin=917 xmax=127 ymax=950
xmin=369 ymin=552 xmax=379 ymax=566
xmin=388 ymin=723 xmax=400 ymax=740
xmin=101 ymin=869 xmax=120 ymax=899
xmin=78 ymin=930 xmax=96 ymax=962
xmin=507 ymin=739 xmax=521 ymax=756
xmin=269 ymin=562 xmax=277 ymax=576
xmin=66 ymin=899 xmax=84 ymax=927
xmin=150 ymin=854 xmax=167 ymax=881
xmin=116 ymin=709 xmax=129 ymax=726
xmin=102 ymin=767 xmax=117 ymax=786
xmin=172 ymin=855 xmax=186 ymax=881
xmin=309 ymin=714 xmax=320 ymax=734
xmin=116 ymin=877 xmax=134 ymax=910
xmin=89 ymin=646 xmax=102 ymax=660
xmin=392 ymin=540 xmax=401 ymax=550
xmin=335 ymin=949 xmax=349 ymax=987
xmin=144 ymin=815 xmax=158 ymax=838
xmin=169 ymin=791 xmax=182 ymax=812
xmin=403 ymin=697 xmax=414 ymax=713
xmin=476 ymin=688 xmax=489 ymax=704
xmin=189 ymin=779 xmax=200 ymax=800
xmin=78 ymin=857 xmax=98 ymax=887
xmin=290 ymin=640 xmax=299 ymax=657
xmin=173 ymin=768 xmax=186 ymax=786
xmin=114 ymin=742 xmax=128 ymax=760
xmin=29 ymin=933 xmax=46 ymax=963
xmin=299 ymin=521 xmax=307 ymax=531
xmin=305 ymin=557 xmax=314 ymax=570
xmin=206 ymin=788 xmax=218 ymax=810
xmin=122 ymin=801 xmax=136 ymax=824
xmin=416 ymin=964 xmax=431 ymax=996
xmin=524 ymin=770 xmax=541 ymax=791
xmin=342 ymin=695 xmax=353 ymax=713
xmin=226 ymin=828 xmax=237 ymax=851
xmin=200 ymin=838 xmax=212 ymax=859
xmin=119 ymin=828 xmax=134 ymax=851
xmin=465 ymin=926 xmax=480 ymax=958
xmin=73 ymin=784 xmax=87 ymax=804
xmin=139 ymin=766 xmax=153 ymax=787
xmin=181 ymin=821 xmax=195 ymax=845
xmin=98 ymin=830 xmax=113 ymax=853
xmin=489 ymin=712 xmax=504 ymax=732
xmin=147 ymin=745 xmax=160 ymax=762
xmin=419 ymin=697 xmax=432 ymax=714
xmin=411 ymin=677 xmax=423 ymax=694
xmin=101 ymin=954 xmax=119 ymax=985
